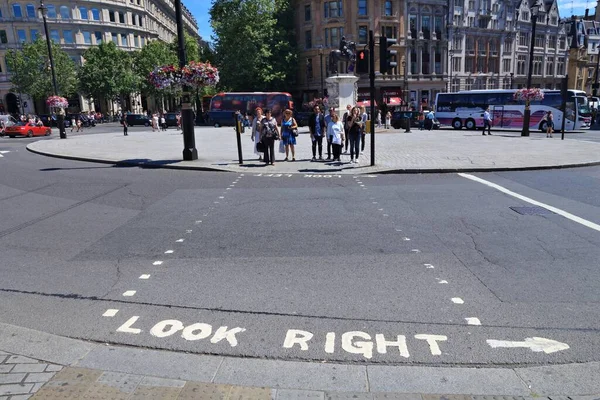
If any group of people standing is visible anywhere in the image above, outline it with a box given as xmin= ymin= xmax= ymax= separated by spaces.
xmin=250 ymin=104 xmax=369 ymax=165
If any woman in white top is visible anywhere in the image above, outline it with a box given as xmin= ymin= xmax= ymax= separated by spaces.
xmin=152 ymin=113 xmax=159 ymax=132
xmin=327 ymin=112 xmax=345 ymax=162
xmin=251 ymin=107 xmax=264 ymax=161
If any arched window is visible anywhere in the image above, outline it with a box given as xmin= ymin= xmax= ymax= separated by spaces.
xmin=12 ymin=4 xmax=22 ymax=18
xmin=60 ymin=5 xmax=70 ymax=19
xmin=91 ymin=8 xmax=100 ymax=20
xmin=79 ymin=6 xmax=87 ymax=19
xmin=26 ymin=4 xmax=36 ymax=18
xmin=46 ymin=4 xmax=57 ymax=18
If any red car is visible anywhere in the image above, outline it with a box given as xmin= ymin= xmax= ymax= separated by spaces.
xmin=4 ymin=122 xmax=52 ymax=138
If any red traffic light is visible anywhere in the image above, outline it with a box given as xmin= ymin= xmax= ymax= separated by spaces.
xmin=359 ymin=51 xmax=365 ymax=60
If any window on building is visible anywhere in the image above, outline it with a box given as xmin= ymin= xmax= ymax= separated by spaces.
xmin=533 ymin=56 xmax=543 ymax=75
xmin=0 ymin=8 xmax=2 ymax=17
xmin=465 ymin=78 xmax=474 ymax=90
xmin=384 ymin=0 xmax=393 ymax=16
xmin=304 ymin=30 xmax=312 ymax=49
xmin=557 ymin=57 xmax=565 ymax=75
xmin=306 ymin=58 xmax=313 ymax=80
xmin=304 ymin=4 xmax=311 ymax=20
xmin=434 ymin=16 xmax=442 ymax=38
xmin=134 ymin=35 xmax=139 ymax=47
xmin=17 ymin=29 xmax=27 ymax=43
xmin=47 ymin=5 xmax=56 ymax=18
xmin=358 ymin=25 xmax=368 ymax=44
xmin=546 ymin=57 xmax=554 ymax=75
xmin=519 ymin=32 xmax=529 ymax=46
xmin=504 ymin=38 xmax=512 ymax=52
xmin=63 ymin=30 xmax=73 ymax=44
xmin=435 ymin=51 xmax=441 ymax=74
xmin=468 ymin=0 xmax=475 ymax=10
xmin=0 ymin=30 xmax=7 ymax=44
xmin=324 ymin=27 xmax=342 ymax=47
xmin=535 ymin=34 xmax=544 ymax=48
xmin=358 ymin=0 xmax=367 ymax=16
xmin=119 ymin=12 xmax=125 ymax=23
xmin=452 ymin=57 xmax=461 ymax=73
xmin=30 ymin=29 xmax=38 ymax=41
xmin=60 ymin=5 xmax=70 ymax=19
xmin=410 ymin=49 xmax=417 ymax=74
xmin=548 ymin=35 xmax=556 ymax=49
xmin=517 ymin=55 xmax=526 ymax=75
xmin=506 ymin=20 xmax=513 ymax=30
xmin=121 ymin=34 xmax=128 ymax=46
xmin=82 ymin=31 xmax=91 ymax=44
xmin=79 ymin=7 xmax=87 ymax=19
xmin=467 ymin=16 xmax=475 ymax=27
xmin=111 ymin=33 xmax=118 ymax=43
xmin=109 ymin=11 xmax=115 ymax=22
xmin=26 ymin=4 xmax=36 ymax=18
xmin=422 ymin=48 xmax=430 ymax=74
xmin=381 ymin=25 xmax=397 ymax=39
xmin=324 ymin=1 xmax=342 ymax=18
xmin=551 ymin=16 xmax=557 ymax=25
xmin=422 ymin=15 xmax=431 ymax=39
xmin=91 ymin=8 xmax=100 ymax=20
xmin=466 ymin=37 xmax=475 ymax=53
xmin=453 ymin=36 xmax=462 ymax=50
xmin=559 ymin=36 xmax=566 ymax=49
xmin=94 ymin=31 xmax=102 ymax=44
xmin=503 ymin=59 xmax=511 ymax=72
xmin=409 ymin=15 xmax=417 ymax=38
xmin=50 ymin=29 xmax=60 ymax=42
xmin=13 ymin=4 xmax=22 ymax=17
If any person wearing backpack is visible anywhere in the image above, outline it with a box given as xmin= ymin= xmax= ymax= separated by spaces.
xmin=260 ymin=109 xmax=279 ymax=166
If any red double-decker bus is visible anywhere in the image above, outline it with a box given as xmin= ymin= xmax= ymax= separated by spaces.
xmin=209 ymin=92 xmax=294 ymax=127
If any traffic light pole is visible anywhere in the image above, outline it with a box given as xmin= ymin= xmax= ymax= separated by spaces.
xmin=369 ymin=31 xmax=375 ymax=167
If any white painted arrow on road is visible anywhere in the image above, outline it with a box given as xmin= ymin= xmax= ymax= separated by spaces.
xmin=487 ymin=337 xmax=569 ymax=354
xmin=0 ymin=151 xmax=10 ymax=158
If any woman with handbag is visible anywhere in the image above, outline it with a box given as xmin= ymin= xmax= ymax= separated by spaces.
xmin=327 ymin=112 xmax=344 ymax=162
xmin=281 ymin=109 xmax=298 ymax=161
xmin=251 ymin=107 xmax=264 ymax=161
xmin=260 ymin=109 xmax=279 ymax=166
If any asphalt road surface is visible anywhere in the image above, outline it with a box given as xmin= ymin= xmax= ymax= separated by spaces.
xmin=1 ymin=130 xmax=599 ymax=367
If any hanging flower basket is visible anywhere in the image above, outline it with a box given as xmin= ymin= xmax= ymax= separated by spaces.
xmin=180 ymin=61 xmax=219 ymax=88
xmin=149 ymin=62 xmax=220 ymax=90
xmin=46 ymin=96 xmax=69 ymax=109
xmin=513 ymin=88 xmax=544 ymax=102
xmin=303 ymin=97 xmax=329 ymax=110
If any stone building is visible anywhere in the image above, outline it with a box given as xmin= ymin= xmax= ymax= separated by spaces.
xmin=0 ymin=0 xmax=199 ymax=115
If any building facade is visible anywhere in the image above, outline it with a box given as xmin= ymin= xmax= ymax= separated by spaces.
xmin=0 ymin=0 xmax=200 ymax=115
xmin=564 ymin=16 xmax=600 ymax=94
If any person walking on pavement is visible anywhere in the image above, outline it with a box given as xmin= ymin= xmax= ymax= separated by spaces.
xmin=376 ymin=110 xmax=382 ymax=128
xmin=152 ymin=113 xmax=159 ymax=132
xmin=385 ymin=111 xmax=391 ymax=129
xmin=324 ymin=107 xmax=335 ymax=160
xmin=483 ymin=107 xmax=493 ymax=135
xmin=260 ymin=109 xmax=279 ymax=166
xmin=327 ymin=112 xmax=345 ymax=162
xmin=546 ymin=110 xmax=554 ymax=138
xmin=160 ymin=114 xmax=166 ymax=131
xmin=120 ymin=113 xmax=128 ymax=136
xmin=251 ymin=107 xmax=264 ymax=161
xmin=346 ymin=106 xmax=363 ymax=164
xmin=360 ymin=106 xmax=368 ymax=154
xmin=308 ymin=105 xmax=326 ymax=161
xmin=281 ymin=109 xmax=298 ymax=161
xmin=425 ymin=111 xmax=435 ymax=131
xmin=342 ymin=104 xmax=352 ymax=154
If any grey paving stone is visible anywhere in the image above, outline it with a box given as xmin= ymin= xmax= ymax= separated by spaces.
xmin=373 ymin=394 xmax=422 ymax=400
xmin=23 ymin=372 xmax=57 ymax=383
xmin=471 ymin=397 xmax=528 ymax=400
xmin=139 ymin=376 xmax=186 ymax=387
xmin=276 ymin=388 xmax=326 ymax=399
xmin=4 ymin=356 xmax=37 ymax=364
xmin=325 ymin=393 xmax=374 ymax=400
xmin=31 ymin=382 xmax=45 ymax=392
xmin=96 ymin=371 xmax=144 ymax=393
xmin=11 ymin=364 xmax=48 ymax=373
xmin=0 ymin=365 xmax=14 ymax=373
xmin=214 ymin=358 xmax=367 ymax=392
xmin=0 ymin=355 xmax=8 ymax=364
xmin=0 ymin=373 xmax=26 ymax=384
xmin=7 ymin=395 xmax=32 ymax=400
xmin=76 ymin=345 xmax=222 ymax=382
xmin=515 ymin=362 xmax=600 ymax=395
xmin=367 ymin=366 xmax=530 ymax=395
xmin=44 ymin=364 xmax=63 ymax=372
xmin=0 ymin=383 xmax=34 ymax=396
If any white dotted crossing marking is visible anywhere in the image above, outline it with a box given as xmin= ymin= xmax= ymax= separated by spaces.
xmin=153 ymin=261 xmax=163 ymax=266
xmin=395 ymin=228 xmax=403 ymax=232
xmin=103 ymin=309 xmax=119 ymax=317
xmin=403 ymin=237 xmax=411 ymax=241
xmin=360 ymin=185 xmax=365 ymax=187
xmin=226 ymin=188 xmax=231 ymax=190
xmin=424 ymin=263 xmax=434 ymax=269
xmin=465 ymin=317 xmax=482 ymax=326
xmin=195 ymin=220 xmax=202 ymax=224
xmin=214 ymin=201 xmax=220 ymax=204
xmin=186 ymin=230 xmax=193 ymax=234
xmin=437 ymin=279 xmax=449 ymax=284
xmin=378 ymin=208 xmax=384 ymax=211
xmin=139 ymin=274 xmax=151 ymax=280
xmin=219 ymin=196 xmax=225 ymax=199
xmin=123 ymin=290 xmax=137 ymax=297
xmin=176 ymin=239 xmax=185 ymax=243
xmin=451 ymin=297 xmax=464 ymax=304
xmin=372 ymin=201 xmax=378 ymax=204
xmin=411 ymin=249 xmax=421 ymax=253
xmin=164 ymin=250 xmax=174 ymax=254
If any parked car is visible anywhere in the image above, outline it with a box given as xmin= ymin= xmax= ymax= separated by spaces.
xmin=4 ymin=122 xmax=51 ymax=138
xmin=39 ymin=114 xmax=71 ymax=128
xmin=125 ymin=114 xmax=151 ymax=127
xmin=391 ymin=111 xmax=440 ymax=130
xmin=165 ymin=112 xmax=179 ymax=127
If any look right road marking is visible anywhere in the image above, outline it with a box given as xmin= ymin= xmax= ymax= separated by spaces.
xmin=459 ymin=173 xmax=600 ymax=232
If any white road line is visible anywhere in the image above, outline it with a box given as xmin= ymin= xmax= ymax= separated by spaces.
xmin=411 ymin=249 xmax=421 ymax=253
xmin=424 ymin=263 xmax=434 ymax=268
xmin=176 ymin=239 xmax=185 ymax=243
xmin=196 ymin=220 xmax=202 ymax=224
xmin=214 ymin=201 xmax=220 ymax=204
xmin=153 ymin=261 xmax=163 ymax=266
xmin=378 ymin=208 xmax=384 ymax=211
xmin=226 ymin=188 xmax=231 ymax=190
xmin=437 ymin=279 xmax=449 ymax=284
xmin=459 ymin=173 xmax=600 ymax=232
xmin=465 ymin=317 xmax=482 ymax=325
xmin=395 ymin=228 xmax=402 ymax=232
xmin=403 ymin=237 xmax=411 ymax=241
xmin=164 ymin=250 xmax=174 ymax=254
xmin=451 ymin=297 xmax=465 ymax=304
xmin=360 ymin=185 xmax=365 ymax=187
xmin=123 ymin=290 xmax=136 ymax=297
xmin=102 ymin=309 xmax=119 ymax=317
xmin=139 ymin=274 xmax=151 ymax=279
xmin=219 ymin=196 xmax=225 ymax=199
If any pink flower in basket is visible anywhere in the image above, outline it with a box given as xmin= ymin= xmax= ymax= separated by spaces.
xmin=513 ymin=88 xmax=544 ymax=102
xmin=148 ymin=65 xmax=182 ymax=90
xmin=180 ymin=61 xmax=220 ymax=88
xmin=46 ymin=96 xmax=69 ymax=108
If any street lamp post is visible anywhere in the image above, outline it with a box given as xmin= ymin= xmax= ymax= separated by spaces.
xmin=449 ymin=54 xmax=454 ymax=92
xmin=521 ymin=0 xmax=543 ymax=137
xmin=510 ymin=72 xmax=514 ymax=89
xmin=175 ymin=0 xmax=198 ymax=161
xmin=318 ymin=46 xmax=325 ymax=98
xmin=39 ymin=0 xmax=66 ymax=139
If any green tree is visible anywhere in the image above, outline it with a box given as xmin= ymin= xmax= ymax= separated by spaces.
xmin=6 ymin=38 xmax=77 ymax=102
xmin=134 ymin=40 xmax=178 ymax=97
xmin=210 ymin=0 xmax=297 ymax=92
xmin=169 ymin=32 xmax=201 ymax=63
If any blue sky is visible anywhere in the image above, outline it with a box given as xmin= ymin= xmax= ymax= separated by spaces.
xmin=187 ymin=1 xmax=214 ymax=42
xmin=186 ymin=0 xmax=596 ymax=44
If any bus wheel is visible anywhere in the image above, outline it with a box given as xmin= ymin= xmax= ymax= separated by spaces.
xmin=452 ymin=119 xmax=463 ymax=130
xmin=214 ymin=123 xmax=220 ymax=128
xmin=539 ymin=121 xmax=548 ymax=132
xmin=465 ymin=119 xmax=477 ymax=130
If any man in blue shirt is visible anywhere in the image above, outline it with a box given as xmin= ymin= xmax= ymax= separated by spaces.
xmin=308 ymin=105 xmax=327 ymax=161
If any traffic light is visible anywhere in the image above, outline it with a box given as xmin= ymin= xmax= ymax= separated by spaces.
xmin=15 ymin=97 xmax=21 ymax=109
xmin=357 ymin=50 xmax=369 ymax=74
xmin=379 ymin=36 xmax=397 ymax=74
